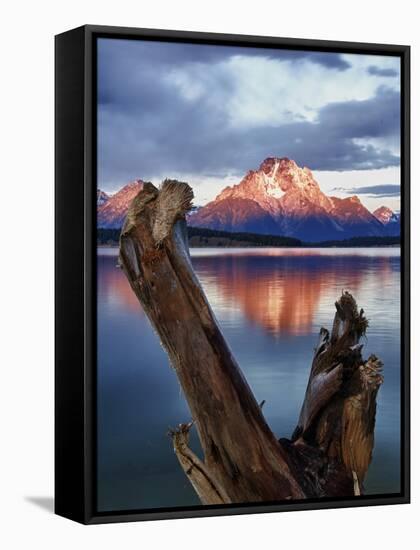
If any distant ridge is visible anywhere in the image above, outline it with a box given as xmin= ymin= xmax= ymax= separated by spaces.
xmin=188 ymin=227 xmax=301 ymax=247
xmin=97 ymin=226 xmax=400 ymax=249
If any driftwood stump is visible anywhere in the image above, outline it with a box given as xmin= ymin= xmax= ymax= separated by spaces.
xmin=119 ymin=179 xmax=383 ymax=504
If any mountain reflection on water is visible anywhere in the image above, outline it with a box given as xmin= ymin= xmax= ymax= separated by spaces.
xmin=97 ymin=247 xmax=401 ymax=511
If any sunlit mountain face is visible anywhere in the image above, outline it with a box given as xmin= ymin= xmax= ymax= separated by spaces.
xmin=97 ymin=158 xmax=399 ymax=242
xmin=97 ymin=180 xmax=144 ymax=229
xmin=189 ymin=157 xmax=395 ymax=242
xmin=373 ymin=206 xmax=400 ymax=235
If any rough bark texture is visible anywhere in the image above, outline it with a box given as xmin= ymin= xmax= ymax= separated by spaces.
xmin=119 ymin=180 xmax=383 ymax=504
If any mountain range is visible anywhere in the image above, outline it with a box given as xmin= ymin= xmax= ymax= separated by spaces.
xmin=97 ymin=181 xmax=144 ymax=229
xmin=97 ymin=158 xmax=400 ymax=242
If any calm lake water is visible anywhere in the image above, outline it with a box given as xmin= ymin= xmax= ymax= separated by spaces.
xmin=97 ymin=247 xmax=401 ymax=512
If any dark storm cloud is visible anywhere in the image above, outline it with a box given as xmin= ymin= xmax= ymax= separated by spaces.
xmin=98 ymin=37 xmax=351 ymax=66
xmin=367 ymin=65 xmax=399 ymax=77
xmin=97 ymin=38 xmax=351 ymax=111
xmin=259 ymin=49 xmax=351 ymax=70
xmin=316 ymin=85 xmax=400 ymax=138
xmin=333 ymin=184 xmax=400 ymax=197
xmin=97 ymin=39 xmax=400 ymax=189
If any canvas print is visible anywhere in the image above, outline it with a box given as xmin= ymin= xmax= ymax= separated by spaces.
xmin=96 ymin=38 xmax=401 ymax=512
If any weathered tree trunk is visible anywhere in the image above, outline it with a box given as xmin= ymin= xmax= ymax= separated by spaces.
xmin=119 ymin=180 xmax=383 ymax=504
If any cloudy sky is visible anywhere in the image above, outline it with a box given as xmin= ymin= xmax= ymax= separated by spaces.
xmin=98 ymin=38 xmax=401 ymax=211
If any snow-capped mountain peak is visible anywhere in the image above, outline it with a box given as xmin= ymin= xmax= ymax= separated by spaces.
xmin=189 ymin=158 xmax=392 ymax=242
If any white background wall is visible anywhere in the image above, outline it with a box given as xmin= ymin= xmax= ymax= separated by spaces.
xmin=0 ymin=1 xmax=417 ymax=548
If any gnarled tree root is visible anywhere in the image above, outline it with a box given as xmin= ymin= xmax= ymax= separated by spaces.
xmin=119 ymin=180 xmax=383 ymax=504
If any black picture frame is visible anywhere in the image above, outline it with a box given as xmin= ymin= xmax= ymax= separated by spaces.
xmin=55 ymin=24 xmax=410 ymax=525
